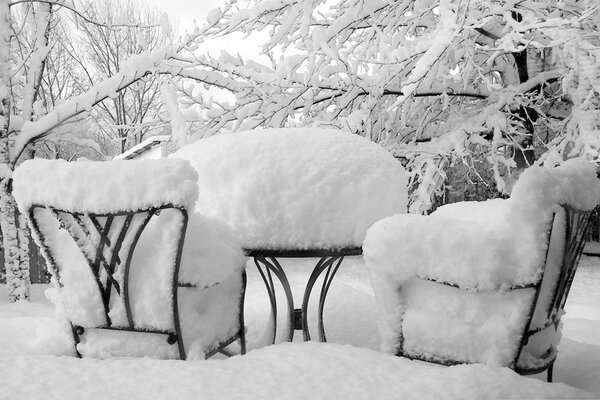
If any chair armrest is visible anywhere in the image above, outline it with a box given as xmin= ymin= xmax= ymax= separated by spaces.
xmin=176 ymin=212 xmax=246 ymax=288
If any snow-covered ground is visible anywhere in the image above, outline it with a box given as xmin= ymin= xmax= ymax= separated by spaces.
xmin=1 ymin=256 xmax=599 ymax=399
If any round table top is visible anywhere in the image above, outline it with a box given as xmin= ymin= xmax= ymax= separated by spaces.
xmin=244 ymin=247 xmax=363 ymax=258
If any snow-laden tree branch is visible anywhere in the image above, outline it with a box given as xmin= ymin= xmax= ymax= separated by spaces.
xmin=12 ymin=49 xmax=170 ymax=161
xmin=178 ymin=0 xmax=600 ymax=212
xmin=0 ymin=0 xmax=226 ymax=302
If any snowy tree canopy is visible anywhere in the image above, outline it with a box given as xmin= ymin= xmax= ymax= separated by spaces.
xmin=178 ymin=0 xmax=600 ymax=212
xmin=0 ymin=0 xmax=256 ymax=301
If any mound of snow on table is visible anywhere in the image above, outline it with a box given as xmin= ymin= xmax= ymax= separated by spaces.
xmin=172 ymin=128 xmax=408 ymax=250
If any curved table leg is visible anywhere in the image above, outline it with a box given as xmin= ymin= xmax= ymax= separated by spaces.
xmin=317 ymin=257 xmax=344 ymax=341
xmin=253 ymin=256 xmax=295 ymax=343
xmin=301 ymin=256 xmax=344 ymax=341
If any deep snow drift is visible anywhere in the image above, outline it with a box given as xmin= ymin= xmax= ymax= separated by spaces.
xmin=1 ymin=255 xmax=599 ymax=399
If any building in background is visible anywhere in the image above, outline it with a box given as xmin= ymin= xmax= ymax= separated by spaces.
xmin=113 ymin=135 xmax=175 ymax=160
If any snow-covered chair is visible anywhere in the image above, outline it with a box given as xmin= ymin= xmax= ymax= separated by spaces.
xmin=364 ymin=159 xmax=600 ymax=381
xmin=13 ymin=158 xmax=247 ymax=360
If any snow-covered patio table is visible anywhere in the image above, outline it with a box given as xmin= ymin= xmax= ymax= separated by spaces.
xmin=172 ymin=128 xmax=408 ymax=343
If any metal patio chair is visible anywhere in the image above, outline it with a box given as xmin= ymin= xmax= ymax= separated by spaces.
xmin=392 ymin=204 xmax=591 ymax=382
xmin=364 ymin=160 xmax=600 ymax=383
xmin=17 ymin=159 xmax=246 ymax=360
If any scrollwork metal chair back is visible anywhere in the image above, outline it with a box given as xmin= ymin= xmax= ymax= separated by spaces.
xmin=513 ymin=205 xmax=592 ymax=380
xmin=28 ymin=204 xmax=190 ymax=359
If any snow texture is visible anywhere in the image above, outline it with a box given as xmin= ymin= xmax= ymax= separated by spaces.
xmin=172 ymin=127 xmax=409 ymax=250
xmin=364 ymin=158 xmax=600 ymax=365
xmin=1 ymin=342 xmax=594 ymax=400
xmin=177 ymin=212 xmax=247 ymax=288
xmin=12 ymin=158 xmax=199 ymax=213
xmin=161 ymin=84 xmax=188 ymax=147
xmin=2 ymin=260 xmax=600 ymax=400
xmin=74 ymin=273 xmax=244 ymax=360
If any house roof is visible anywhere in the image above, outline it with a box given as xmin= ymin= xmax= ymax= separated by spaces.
xmin=113 ymin=135 xmax=171 ymax=160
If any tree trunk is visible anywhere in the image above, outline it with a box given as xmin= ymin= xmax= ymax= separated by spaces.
xmin=0 ymin=0 xmax=33 ymax=302
xmin=0 ymin=183 xmax=31 ymax=302
xmin=0 ymin=129 xmax=31 ymax=302
xmin=0 ymin=135 xmax=31 ymax=302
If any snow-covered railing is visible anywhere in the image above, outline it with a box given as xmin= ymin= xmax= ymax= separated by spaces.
xmin=364 ymin=158 xmax=600 ymax=381
xmin=12 ymin=158 xmax=247 ymax=360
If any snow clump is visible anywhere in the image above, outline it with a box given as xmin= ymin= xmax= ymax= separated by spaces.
xmin=172 ymin=127 xmax=409 ymax=250
xmin=13 ymin=158 xmax=199 ymax=213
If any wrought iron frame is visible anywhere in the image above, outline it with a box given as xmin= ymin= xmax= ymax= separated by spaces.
xmin=28 ymin=204 xmax=246 ymax=360
xmin=245 ymin=247 xmax=362 ymax=343
xmin=395 ymin=204 xmax=592 ymax=382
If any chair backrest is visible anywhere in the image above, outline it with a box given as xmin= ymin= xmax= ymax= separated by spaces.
xmin=514 ymin=205 xmax=592 ymax=372
xmin=27 ymin=203 xmax=189 ymax=358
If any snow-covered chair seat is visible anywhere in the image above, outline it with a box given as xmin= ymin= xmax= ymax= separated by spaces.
xmin=364 ymin=159 xmax=600 ymax=381
xmin=13 ymin=158 xmax=247 ymax=360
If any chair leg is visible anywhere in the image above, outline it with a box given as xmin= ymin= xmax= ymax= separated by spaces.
xmin=71 ymin=324 xmax=83 ymax=358
xmin=547 ymin=364 xmax=553 ymax=383
xmin=239 ymin=328 xmax=247 ymax=355
xmin=239 ymin=270 xmax=247 ymax=355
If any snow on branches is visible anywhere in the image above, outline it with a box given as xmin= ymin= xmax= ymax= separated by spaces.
xmin=181 ymin=0 xmax=600 ymax=211
xmin=0 ymin=0 xmax=251 ymax=301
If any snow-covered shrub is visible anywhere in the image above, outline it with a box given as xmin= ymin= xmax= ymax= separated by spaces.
xmin=172 ymin=127 xmax=409 ymax=250
xmin=364 ymin=158 xmax=600 ymax=367
xmin=13 ymin=158 xmax=246 ymax=359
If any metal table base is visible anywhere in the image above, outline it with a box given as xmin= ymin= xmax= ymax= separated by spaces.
xmin=245 ymin=248 xmax=362 ymax=344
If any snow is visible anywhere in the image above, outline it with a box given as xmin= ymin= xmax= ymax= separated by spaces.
xmin=20 ymin=3 xmax=51 ymax=122
xmin=177 ymin=213 xmax=246 ymax=287
xmin=363 ymin=159 xmax=600 ymax=366
xmin=365 ymin=159 xmax=600 ymax=290
xmin=171 ymin=127 xmax=409 ymax=250
xmin=161 ymin=85 xmax=188 ymax=147
xmin=1 ymin=256 xmax=599 ymax=399
xmin=206 ymin=7 xmax=222 ymax=26
xmin=584 ymin=241 xmax=600 ymax=255
xmin=12 ymin=158 xmax=199 ymax=213
xmin=394 ymin=0 xmax=459 ymax=102
xmin=399 ymin=279 xmax=535 ymax=366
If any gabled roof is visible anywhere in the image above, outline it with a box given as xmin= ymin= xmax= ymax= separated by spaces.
xmin=113 ymin=135 xmax=171 ymax=160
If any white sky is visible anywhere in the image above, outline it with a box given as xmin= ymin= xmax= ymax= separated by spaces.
xmin=154 ymin=0 xmax=222 ymax=31
xmin=152 ymin=0 xmax=266 ymax=103
xmin=153 ymin=0 xmax=266 ymax=61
